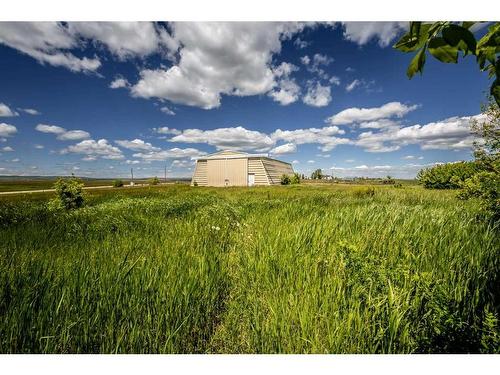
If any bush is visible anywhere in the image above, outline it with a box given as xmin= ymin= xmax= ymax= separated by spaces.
xmin=280 ymin=174 xmax=291 ymax=185
xmin=113 ymin=179 xmax=124 ymax=188
xmin=458 ymin=171 xmax=499 ymax=220
xmin=290 ymin=173 xmax=301 ymax=184
xmin=417 ymin=161 xmax=479 ymax=189
xmin=51 ymin=177 xmax=85 ymax=210
xmin=149 ymin=176 xmax=160 ymax=186
xmin=382 ymin=175 xmax=395 ymax=184
xmin=193 ymin=181 xmax=198 ymax=187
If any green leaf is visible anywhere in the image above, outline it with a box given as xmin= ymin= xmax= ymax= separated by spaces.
xmin=394 ymin=23 xmax=431 ymax=52
xmin=477 ymin=23 xmax=500 ymax=49
xmin=462 ymin=22 xmax=476 ymax=29
xmin=394 ymin=33 xmax=420 ymax=52
xmin=428 ymin=22 xmax=447 ymax=37
xmin=442 ymin=24 xmax=477 ymax=55
xmin=409 ymin=22 xmax=422 ymax=35
xmin=428 ymin=37 xmax=458 ymax=63
xmin=490 ymin=78 xmax=500 ymax=107
xmin=476 ymin=47 xmax=495 ymax=70
xmin=487 ymin=64 xmax=496 ymax=79
xmin=407 ymin=47 xmax=426 ymax=78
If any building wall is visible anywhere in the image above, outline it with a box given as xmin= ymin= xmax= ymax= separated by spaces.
xmin=261 ymin=158 xmax=294 ymax=184
xmin=192 ymin=155 xmax=294 ymax=187
xmin=207 ymin=158 xmax=248 ymax=186
xmin=191 ymin=160 xmax=208 ymax=186
xmin=248 ymin=157 xmax=270 ymax=185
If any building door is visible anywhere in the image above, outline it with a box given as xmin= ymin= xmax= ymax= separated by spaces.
xmin=207 ymin=158 xmax=248 ymax=186
xmin=248 ymin=173 xmax=255 ymax=186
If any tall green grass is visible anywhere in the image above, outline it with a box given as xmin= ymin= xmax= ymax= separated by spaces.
xmin=0 ymin=185 xmax=499 ymax=353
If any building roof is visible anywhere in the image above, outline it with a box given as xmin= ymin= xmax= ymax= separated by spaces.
xmin=194 ymin=150 xmax=292 ymax=166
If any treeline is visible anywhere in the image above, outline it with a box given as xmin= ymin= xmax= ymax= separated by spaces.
xmin=417 ymin=161 xmax=480 ymax=189
xmin=417 ymin=99 xmax=500 ymax=221
xmin=418 ymin=160 xmax=498 ymax=220
xmin=417 ymin=101 xmax=499 ymax=220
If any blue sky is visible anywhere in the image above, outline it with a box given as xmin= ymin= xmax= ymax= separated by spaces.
xmin=0 ymin=22 xmax=491 ymax=178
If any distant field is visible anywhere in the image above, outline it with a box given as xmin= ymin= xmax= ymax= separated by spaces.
xmin=0 ymin=184 xmax=498 ymax=353
xmin=0 ymin=179 xmax=116 ymax=192
xmin=0 ymin=177 xmax=188 ymax=192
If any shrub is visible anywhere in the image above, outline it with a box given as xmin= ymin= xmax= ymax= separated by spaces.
xmin=280 ymin=174 xmax=291 ymax=185
xmin=51 ymin=177 xmax=85 ymax=210
xmin=113 ymin=179 xmax=124 ymax=188
xmin=458 ymin=171 xmax=499 ymax=220
xmin=382 ymin=175 xmax=395 ymax=184
xmin=149 ymin=176 xmax=160 ymax=186
xmin=193 ymin=181 xmax=198 ymax=187
xmin=417 ymin=161 xmax=479 ymax=189
xmin=290 ymin=173 xmax=301 ymax=184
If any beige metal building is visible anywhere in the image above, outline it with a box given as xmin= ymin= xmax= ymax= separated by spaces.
xmin=191 ymin=150 xmax=294 ymax=186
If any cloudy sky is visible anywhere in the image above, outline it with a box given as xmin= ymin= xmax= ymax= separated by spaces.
xmin=0 ymin=22 xmax=491 ymax=178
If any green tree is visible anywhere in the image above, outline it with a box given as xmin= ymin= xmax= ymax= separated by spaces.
xmin=458 ymin=99 xmax=499 ymax=218
xmin=311 ymin=169 xmax=323 ymax=180
xmin=394 ymin=22 xmax=500 ymax=106
xmin=51 ymin=177 xmax=85 ymax=210
xmin=290 ymin=173 xmax=301 ymax=184
xmin=280 ymin=174 xmax=291 ymax=185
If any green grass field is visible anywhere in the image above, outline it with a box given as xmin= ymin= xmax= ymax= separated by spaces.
xmin=0 ymin=184 xmax=499 ymax=353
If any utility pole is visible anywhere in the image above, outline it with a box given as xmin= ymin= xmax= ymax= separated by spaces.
xmin=164 ymin=165 xmax=167 ymax=183
xmin=131 ymin=168 xmax=134 ymax=186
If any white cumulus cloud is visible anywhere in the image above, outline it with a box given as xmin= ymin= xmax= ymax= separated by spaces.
xmin=0 ymin=22 xmax=101 ymax=73
xmin=35 ymin=124 xmax=65 ymax=134
xmin=35 ymin=124 xmax=90 ymax=140
xmin=130 ymin=22 xmax=307 ymax=109
xmin=170 ymin=126 xmax=275 ymax=152
xmin=268 ymin=62 xmax=301 ymax=105
xmin=354 ymin=114 xmax=483 ymax=152
xmin=115 ymin=139 xmax=160 ymax=151
xmin=153 ymin=126 xmax=181 ymax=135
xmin=0 ymin=103 xmax=18 ymax=117
xmin=109 ymin=77 xmax=130 ymax=89
xmin=68 ymin=22 xmax=163 ymax=60
xmin=132 ymin=147 xmax=205 ymax=161
xmin=160 ymin=106 xmax=175 ymax=115
xmin=342 ymin=22 xmax=407 ymax=47
xmin=57 ymin=130 xmax=91 ymax=141
xmin=270 ymin=143 xmax=297 ymax=155
xmin=62 ymin=139 xmax=124 ymax=160
xmin=0 ymin=123 xmax=17 ymax=137
xmin=20 ymin=108 xmax=41 ymax=115
xmin=327 ymin=102 xmax=419 ymax=125
xmin=303 ymin=81 xmax=332 ymax=107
